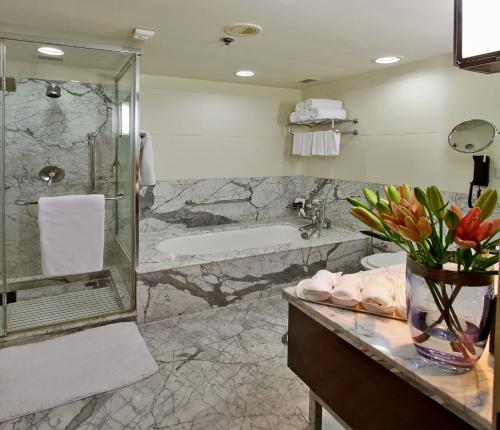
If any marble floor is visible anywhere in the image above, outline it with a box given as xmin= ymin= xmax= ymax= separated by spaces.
xmin=0 ymin=296 xmax=343 ymax=430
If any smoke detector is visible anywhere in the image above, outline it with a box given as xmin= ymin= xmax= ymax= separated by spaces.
xmin=224 ymin=23 xmax=263 ymax=37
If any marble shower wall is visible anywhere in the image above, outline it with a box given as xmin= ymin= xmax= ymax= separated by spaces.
xmin=139 ymin=175 xmax=482 ymax=235
xmin=4 ymin=78 xmax=117 ymax=278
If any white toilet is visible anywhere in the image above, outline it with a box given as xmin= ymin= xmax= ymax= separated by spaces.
xmin=360 ymin=252 xmax=406 ymax=270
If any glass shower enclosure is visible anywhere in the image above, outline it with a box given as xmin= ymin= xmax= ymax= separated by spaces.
xmin=0 ymin=35 xmax=140 ymax=337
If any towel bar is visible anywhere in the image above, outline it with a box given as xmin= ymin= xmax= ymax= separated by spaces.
xmin=288 ymin=128 xmax=358 ymax=136
xmin=185 ymin=197 xmax=251 ymax=206
xmin=14 ymin=193 xmax=125 ymax=206
xmin=288 ymin=118 xmax=359 ymax=136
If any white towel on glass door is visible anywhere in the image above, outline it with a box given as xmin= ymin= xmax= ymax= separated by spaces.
xmin=309 ymin=108 xmax=347 ymax=121
xmin=305 ymin=98 xmax=343 ymax=110
xmin=292 ymin=133 xmax=304 ymax=155
xmin=311 ymin=131 xmax=326 ymax=156
xmin=324 ymin=130 xmax=341 ymax=156
xmin=38 ymin=194 xmax=105 ymax=277
xmin=140 ymin=131 xmax=156 ymax=186
xmin=301 ymin=132 xmax=313 ymax=156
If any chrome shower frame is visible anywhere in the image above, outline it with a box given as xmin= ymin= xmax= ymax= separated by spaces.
xmin=0 ymin=33 xmax=142 ymax=338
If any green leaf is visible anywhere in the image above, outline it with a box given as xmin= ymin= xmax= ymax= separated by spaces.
xmin=360 ymin=230 xmax=392 ymax=242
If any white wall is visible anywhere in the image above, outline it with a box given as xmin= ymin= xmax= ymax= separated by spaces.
xmin=300 ymin=55 xmax=500 ymax=193
xmin=140 ymin=75 xmax=301 ymax=180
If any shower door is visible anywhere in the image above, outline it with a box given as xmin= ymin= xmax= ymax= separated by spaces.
xmin=0 ymin=40 xmax=6 ymax=337
xmin=0 ymin=37 xmax=139 ymax=336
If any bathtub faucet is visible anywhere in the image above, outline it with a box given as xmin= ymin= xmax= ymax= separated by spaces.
xmin=297 ymin=199 xmax=332 ymax=240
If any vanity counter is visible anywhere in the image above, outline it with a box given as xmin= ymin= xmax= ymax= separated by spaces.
xmin=283 ymin=286 xmax=493 ymax=429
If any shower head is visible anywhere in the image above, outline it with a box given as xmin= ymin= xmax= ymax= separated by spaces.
xmin=46 ymin=83 xmax=61 ymax=98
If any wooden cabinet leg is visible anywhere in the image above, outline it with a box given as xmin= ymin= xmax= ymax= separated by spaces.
xmin=309 ymin=390 xmax=322 ymax=430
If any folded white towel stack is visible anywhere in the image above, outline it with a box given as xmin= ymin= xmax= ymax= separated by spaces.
xmin=300 ymin=270 xmax=342 ymax=302
xmin=39 ymin=194 xmax=105 ymax=277
xmin=305 ymin=98 xmax=343 ymax=111
xmin=309 ymin=108 xmax=347 ymax=121
xmin=140 ymin=131 xmax=156 ymax=186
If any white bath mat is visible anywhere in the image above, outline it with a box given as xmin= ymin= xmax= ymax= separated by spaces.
xmin=0 ymin=322 xmax=159 ymax=422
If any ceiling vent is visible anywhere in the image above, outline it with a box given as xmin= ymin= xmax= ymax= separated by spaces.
xmin=299 ymin=78 xmax=318 ymax=84
xmin=224 ymin=23 xmax=263 ymax=37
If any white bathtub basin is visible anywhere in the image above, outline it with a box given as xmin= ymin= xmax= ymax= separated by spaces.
xmin=156 ymin=224 xmax=301 ymax=256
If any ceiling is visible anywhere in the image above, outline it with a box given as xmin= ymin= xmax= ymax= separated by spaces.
xmin=0 ymin=0 xmax=454 ymax=88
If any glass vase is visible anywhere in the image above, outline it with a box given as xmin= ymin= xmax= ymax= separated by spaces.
xmin=406 ymin=258 xmax=495 ymax=372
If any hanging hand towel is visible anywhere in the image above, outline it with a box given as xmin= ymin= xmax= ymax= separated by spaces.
xmin=294 ymin=101 xmax=305 ymax=112
xmin=311 ymin=131 xmax=326 ymax=156
xmin=305 ymin=98 xmax=343 ymax=110
xmin=324 ymin=130 xmax=341 ymax=156
xmin=39 ymin=194 xmax=105 ymax=277
xmin=301 ymin=132 xmax=313 ymax=156
xmin=292 ymin=133 xmax=304 ymax=155
xmin=309 ymin=108 xmax=347 ymax=121
xmin=140 ymin=131 xmax=156 ymax=186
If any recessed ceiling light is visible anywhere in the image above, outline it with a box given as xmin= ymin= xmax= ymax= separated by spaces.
xmin=37 ymin=46 xmax=64 ymax=57
xmin=133 ymin=28 xmax=155 ymax=40
xmin=235 ymin=70 xmax=256 ymax=77
xmin=373 ymin=56 xmax=402 ymax=64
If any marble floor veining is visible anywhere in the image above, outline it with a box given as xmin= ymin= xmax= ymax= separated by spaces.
xmin=0 ymin=296 xmax=342 ymax=430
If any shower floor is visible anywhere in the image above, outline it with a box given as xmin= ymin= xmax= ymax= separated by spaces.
xmin=3 ymin=275 xmax=125 ymax=333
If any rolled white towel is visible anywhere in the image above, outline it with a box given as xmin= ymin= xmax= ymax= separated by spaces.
xmin=295 ymin=101 xmax=305 ymax=112
xmin=309 ymin=108 xmax=347 ymax=121
xmin=299 ymin=109 xmax=311 ymax=122
xmin=305 ymin=98 xmax=343 ymax=110
xmin=360 ymin=273 xmax=395 ymax=315
xmin=331 ymin=273 xmax=363 ymax=307
xmin=289 ymin=111 xmax=301 ymax=123
xmin=299 ymin=270 xmax=342 ymax=302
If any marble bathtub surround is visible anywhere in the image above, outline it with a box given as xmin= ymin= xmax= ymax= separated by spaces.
xmin=137 ymin=231 xmax=369 ymax=323
xmin=283 ymin=287 xmax=493 ymax=430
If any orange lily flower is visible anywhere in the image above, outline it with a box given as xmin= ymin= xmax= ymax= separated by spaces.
xmin=452 ymin=206 xmax=500 ymax=249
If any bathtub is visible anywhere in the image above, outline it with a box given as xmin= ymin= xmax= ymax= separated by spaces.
xmin=156 ymin=224 xmax=301 ymax=256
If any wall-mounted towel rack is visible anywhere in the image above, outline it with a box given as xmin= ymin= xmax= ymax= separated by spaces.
xmin=185 ymin=197 xmax=251 ymax=207
xmin=288 ymin=118 xmax=359 ymax=136
xmin=15 ymin=193 xmax=125 ymax=206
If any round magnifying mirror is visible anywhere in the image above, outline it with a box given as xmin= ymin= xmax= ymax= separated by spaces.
xmin=448 ymin=119 xmax=498 ymax=153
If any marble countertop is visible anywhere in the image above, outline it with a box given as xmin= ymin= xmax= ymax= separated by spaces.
xmin=139 ymin=218 xmax=367 ymax=273
xmin=283 ymin=287 xmax=493 ymax=430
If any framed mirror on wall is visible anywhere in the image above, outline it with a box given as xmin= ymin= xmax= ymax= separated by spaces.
xmin=454 ymin=0 xmax=500 ymax=73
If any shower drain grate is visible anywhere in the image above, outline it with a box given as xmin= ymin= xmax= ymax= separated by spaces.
xmin=5 ymin=286 xmax=121 ymax=332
